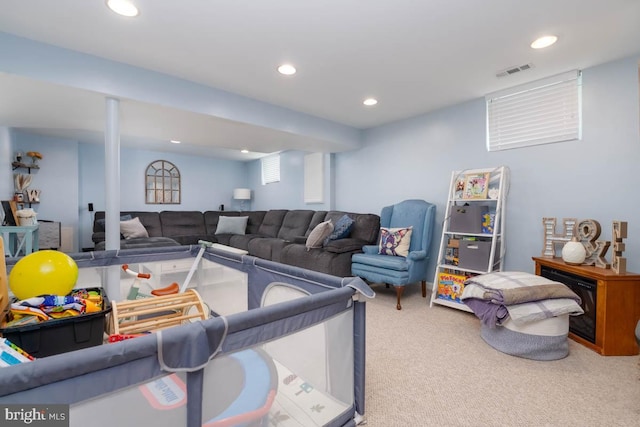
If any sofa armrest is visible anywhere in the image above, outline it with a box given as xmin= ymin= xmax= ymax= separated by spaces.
xmin=324 ymin=238 xmax=368 ymax=254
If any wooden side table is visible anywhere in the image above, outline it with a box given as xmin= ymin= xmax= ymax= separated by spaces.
xmin=0 ymin=224 xmax=40 ymax=257
xmin=533 ymin=256 xmax=640 ymax=356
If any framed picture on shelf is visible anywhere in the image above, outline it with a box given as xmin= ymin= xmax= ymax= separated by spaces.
xmin=462 ymin=172 xmax=490 ymax=199
xmin=454 ymin=175 xmax=466 ymax=199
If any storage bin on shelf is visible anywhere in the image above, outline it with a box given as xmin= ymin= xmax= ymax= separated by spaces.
xmin=458 ymin=240 xmax=501 ymax=271
xmin=449 ymin=204 xmax=488 ymax=233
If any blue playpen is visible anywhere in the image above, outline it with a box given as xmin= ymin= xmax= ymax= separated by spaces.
xmin=0 ymin=245 xmax=373 ymax=427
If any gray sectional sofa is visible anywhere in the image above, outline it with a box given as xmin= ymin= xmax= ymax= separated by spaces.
xmin=92 ymin=209 xmax=380 ymax=277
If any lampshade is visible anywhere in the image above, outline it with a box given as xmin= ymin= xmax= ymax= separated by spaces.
xmin=233 ymin=188 xmax=251 ymax=200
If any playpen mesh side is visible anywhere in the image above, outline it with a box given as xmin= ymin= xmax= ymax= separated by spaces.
xmin=68 ymin=312 xmax=354 ymax=427
xmin=0 ymin=247 xmax=369 ymax=427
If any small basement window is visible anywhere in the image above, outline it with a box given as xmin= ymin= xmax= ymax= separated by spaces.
xmin=261 ymin=154 xmax=280 ymax=185
xmin=486 ymin=70 xmax=582 ymax=151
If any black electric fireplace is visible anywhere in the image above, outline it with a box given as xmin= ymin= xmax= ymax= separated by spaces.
xmin=539 ymin=265 xmax=597 ymax=343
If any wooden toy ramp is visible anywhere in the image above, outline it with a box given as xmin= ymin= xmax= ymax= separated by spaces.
xmin=109 ymin=289 xmax=208 ymax=335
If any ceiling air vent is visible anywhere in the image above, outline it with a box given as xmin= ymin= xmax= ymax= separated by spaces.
xmin=496 ymin=63 xmax=535 ymax=78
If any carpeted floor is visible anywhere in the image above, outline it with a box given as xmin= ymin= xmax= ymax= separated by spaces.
xmin=362 ymin=284 xmax=640 ymax=427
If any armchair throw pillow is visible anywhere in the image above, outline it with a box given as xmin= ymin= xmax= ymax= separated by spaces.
xmin=120 ymin=217 xmax=149 ymax=239
xmin=215 ymin=216 xmax=249 ymax=235
xmin=378 ymin=226 xmax=413 ymax=257
xmin=305 ymin=219 xmax=333 ymax=250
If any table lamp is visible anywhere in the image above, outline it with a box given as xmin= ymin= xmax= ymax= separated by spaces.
xmin=233 ymin=188 xmax=251 ymax=211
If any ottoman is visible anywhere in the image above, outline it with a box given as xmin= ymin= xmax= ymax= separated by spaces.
xmin=461 ymin=271 xmax=584 ymax=361
xmin=480 ymin=314 xmax=570 ymax=361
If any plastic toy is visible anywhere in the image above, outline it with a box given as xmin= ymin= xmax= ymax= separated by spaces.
xmin=122 ymin=264 xmax=179 ymax=300
xmin=8 ymin=250 xmax=78 ymax=300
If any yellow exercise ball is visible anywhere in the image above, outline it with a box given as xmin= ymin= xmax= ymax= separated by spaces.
xmin=8 ymin=250 xmax=79 ymax=300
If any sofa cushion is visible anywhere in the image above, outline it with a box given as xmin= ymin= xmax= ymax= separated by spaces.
xmin=96 ymin=214 xmax=132 ymax=231
xmin=257 ymin=210 xmax=288 ymax=237
xmin=229 ymin=234 xmax=261 ymax=251
xmin=306 ymin=220 xmax=333 ymax=250
xmin=280 ymin=244 xmax=356 ymax=277
xmin=378 ymin=226 xmax=413 ymax=257
xmin=244 ymin=211 xmax=267 ymax=234
xmin=304 ymin=211 xmax=329 ymax=237
xmin=160 ymin=211 xmax=206 ymax=238
xmin=95 ymin=237 xmax=180 ymax=251
xmin=277 ymin=210 xmax=315 ymax=240
xmin=216 ymin=216 xmax=248 ymax=235
xmin=94 ymin=211 xmax=163 ymax=237
xmin=247 ymin=237 xmax=292 ymax=263
xmin=324 ymin=238 xmax=367 ymax=254
xmin=120 ymin=217 xmax=149 ymax=239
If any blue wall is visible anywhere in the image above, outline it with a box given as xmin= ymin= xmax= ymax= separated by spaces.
xmin=335 ymin=56 xmax=640 ymax=275
xmin=248 ymin=151 xmax=334 ymax=211
xmin=8 ymin=134 xmax=248 ymax=251
xmin=13 ymin=133 xmax=79 ymax=249
xmin=1 ymin=29 xmax=639 ymax=280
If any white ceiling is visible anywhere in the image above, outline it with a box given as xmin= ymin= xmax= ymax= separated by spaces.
xmin=1 ymin=0 xmax=639 ymax=160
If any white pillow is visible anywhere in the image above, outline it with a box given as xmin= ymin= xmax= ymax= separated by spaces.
xmin=215 ymin=216 xmax=249 ymax=235
xmin=120 ymin=217 xmax=149 ymax=239
xmin=305 ymin=220 xmax=333 ymax=250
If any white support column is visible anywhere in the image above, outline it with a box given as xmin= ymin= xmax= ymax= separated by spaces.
xmin=104 ymin=97 xmax=121 ymax=300
xmin=0 ymin=127 xmax=14 ymax=200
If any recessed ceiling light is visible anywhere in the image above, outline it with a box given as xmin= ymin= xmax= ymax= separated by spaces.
xmin=277 ymin=64 xmax=297 ymax=75
xmin=363 ymin=98 xmax=378 ymax=106
xmin=170 ymin=140 xmax=181 ymax=144
xmin=106 ymin=0 xmax=139 ymax=17
xmin=241 ymin=149 xmax=249 ymax=154
xmin=530 ymin=35 xmax=558 ymax=49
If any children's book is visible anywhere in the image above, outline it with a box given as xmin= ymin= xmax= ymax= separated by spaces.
xmin=462 ymin=172 xmax=490 ymax=199
xmin=435 ymin=272 xmax=468 ymax=304
xmin=482 ymin=211 xmax=496 ymax=234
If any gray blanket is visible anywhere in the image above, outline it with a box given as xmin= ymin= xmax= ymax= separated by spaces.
xmin=460 ymin=272 xmax=584 ymax=327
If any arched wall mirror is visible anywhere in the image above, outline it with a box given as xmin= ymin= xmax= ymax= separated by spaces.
xmin=145 ymin=160 xmax=181 ymax=204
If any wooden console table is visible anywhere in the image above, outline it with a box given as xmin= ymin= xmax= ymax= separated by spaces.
xmin=533 ymin=256 xmax=640 ymax=356
xmin=0 ymin=224 xmax=40 ymax=257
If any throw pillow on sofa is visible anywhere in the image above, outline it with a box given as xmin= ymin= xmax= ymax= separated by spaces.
xmin=215 ymin=216 xmax=249 ymax=235
xmin=323 ymin=214 xmax=354 ymax=246
xmin=378 ymin=226 xmax=412 ymax=257
xmin=306 ymin=219 xmax=333 ymax=250
xmin=120 ymin=217 xmax=149 ymax=239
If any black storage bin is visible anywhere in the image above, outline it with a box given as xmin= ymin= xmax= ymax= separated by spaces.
xmin=0 ymin=288 xmax=110 ymax=358
xmin=449 ymin=204 xmax=488 ymax=233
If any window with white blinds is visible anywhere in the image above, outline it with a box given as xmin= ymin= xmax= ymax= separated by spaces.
xmin=486 ymin=70 xmax=582 ymax=151
xmin=261 ymin=154 xmax=280 ymax=185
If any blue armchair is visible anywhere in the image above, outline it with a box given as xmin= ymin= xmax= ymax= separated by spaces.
xmin=351 ymin=199 xmax=435 ymax=310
